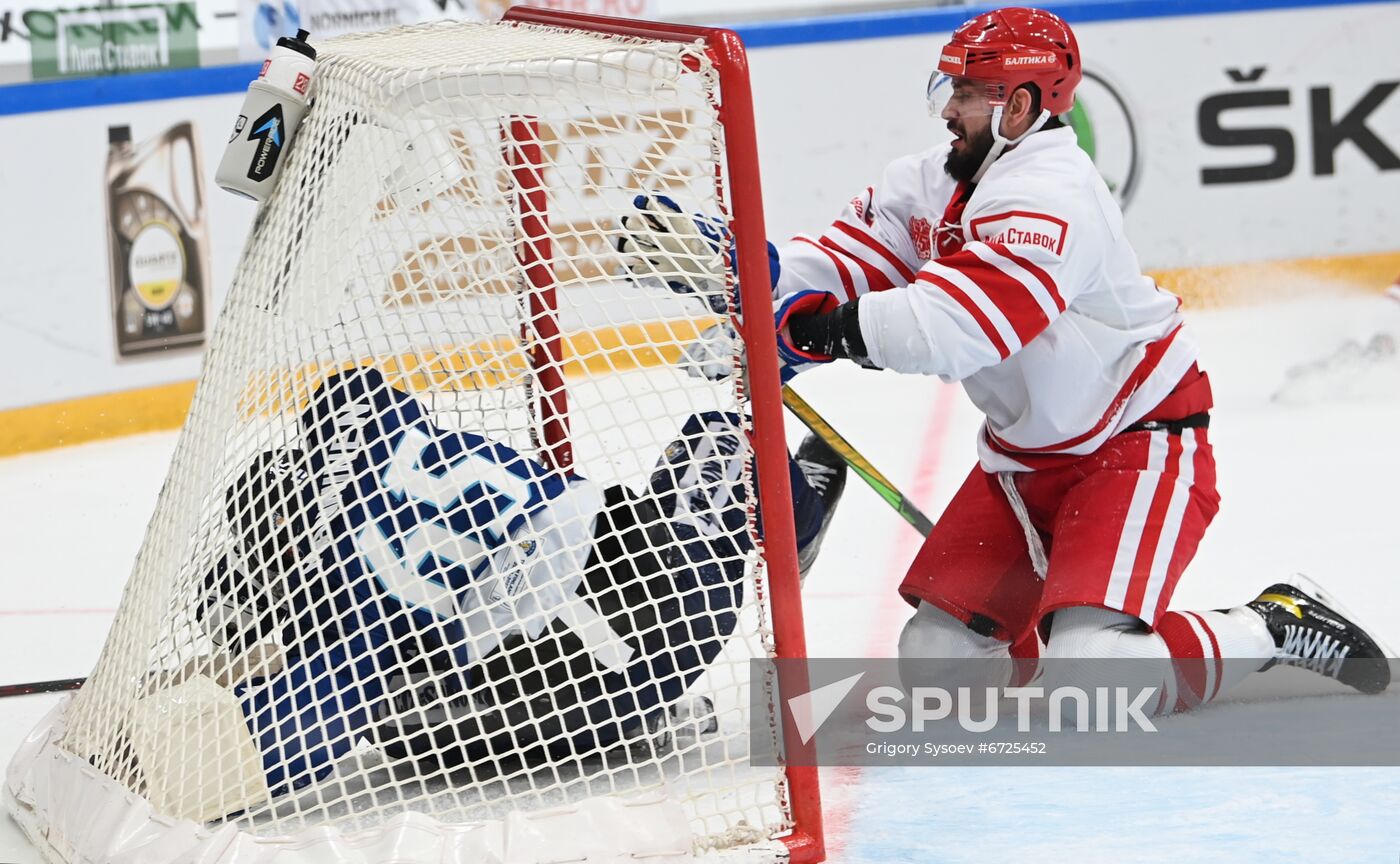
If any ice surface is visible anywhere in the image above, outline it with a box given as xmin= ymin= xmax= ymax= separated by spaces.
xmin=3 ymin=295 xmax=1399 ymax=862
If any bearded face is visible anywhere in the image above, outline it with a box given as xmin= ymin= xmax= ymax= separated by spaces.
xmin=932 ymin=75 xmax=999 ymax=184
xmin=943 ymin=117 xmax=995 ymax=184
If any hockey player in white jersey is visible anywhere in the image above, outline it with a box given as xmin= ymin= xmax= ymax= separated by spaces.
xmin=619 ymin=7 xmax=1388 ymax=714
xmin=196 ymin=366 xmax=845 ymax=803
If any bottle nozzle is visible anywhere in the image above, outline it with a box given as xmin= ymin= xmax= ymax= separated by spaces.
xmin=276 ymin=28 xmax=316 ymax=60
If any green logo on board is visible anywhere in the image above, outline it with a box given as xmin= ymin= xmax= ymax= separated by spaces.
xmin=26 ymin=2 xmax=199 ymax=80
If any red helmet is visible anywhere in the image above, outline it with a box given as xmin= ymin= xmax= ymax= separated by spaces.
xmin=935 ymin=7 xmax=1081 ymax=115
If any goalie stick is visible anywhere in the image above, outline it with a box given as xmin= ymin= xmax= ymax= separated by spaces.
xmin=0 ymin=677 xmax=84 ymax=698
xmin=781 ymin=385 xmax=934 ymax=538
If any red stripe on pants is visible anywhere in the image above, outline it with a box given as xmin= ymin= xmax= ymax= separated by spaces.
xmin=1123 ymin=434 xmax=1184 ymax=618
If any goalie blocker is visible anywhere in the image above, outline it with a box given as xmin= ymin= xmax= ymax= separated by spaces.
xmin=184 ymin=367 xmax=840 ymax=813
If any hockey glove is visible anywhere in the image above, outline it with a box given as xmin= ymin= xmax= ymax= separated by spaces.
xmin=681 ymin=290 xmax=857 ymax=384
xmin=773 ymin=290 xmax=841 ymax=381
xmin=616 ymin=194 xmax=782 ymax=315
xmin=778 ymin=291 xmax=874 ymax=372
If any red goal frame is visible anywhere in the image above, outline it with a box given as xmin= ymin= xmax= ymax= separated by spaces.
xmin=502 ymin=8 xmax=823 ymax=862
xmin=505 ymin=114 xmax=574 ymax=474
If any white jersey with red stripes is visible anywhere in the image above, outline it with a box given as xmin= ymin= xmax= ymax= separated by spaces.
xmin=773 ymin=126 xmax=1198 ymax=472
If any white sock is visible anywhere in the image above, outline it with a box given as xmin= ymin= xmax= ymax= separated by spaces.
xmin=1044 ymin=606 xmax=1273 ymax=716
xmin=898 ymin=601 xmax=1014 ymax=690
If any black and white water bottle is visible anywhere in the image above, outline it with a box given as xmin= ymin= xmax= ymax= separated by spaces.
xmin=216 ymin=29 xmax=317 ymax=201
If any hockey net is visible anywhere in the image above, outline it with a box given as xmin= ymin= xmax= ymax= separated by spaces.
xmin=4 ymin=12 xmax=820 ymax=864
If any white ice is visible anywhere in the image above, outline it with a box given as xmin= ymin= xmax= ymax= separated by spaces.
xmin=3 ymin=294 xmax=1400 ymax=862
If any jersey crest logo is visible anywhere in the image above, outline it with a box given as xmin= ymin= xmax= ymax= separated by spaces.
xmin=908 ymin=215 xmax=933 ymax=260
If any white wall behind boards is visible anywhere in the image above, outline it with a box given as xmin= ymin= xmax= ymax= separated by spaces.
xmin=746 ymin=3 xmax=1400 ymax=270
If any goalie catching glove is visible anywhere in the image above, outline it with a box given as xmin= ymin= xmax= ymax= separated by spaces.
xmin=615 ymin=194 xmax=781 ymax=315
xmin=615 ymin=195 xmax=874 ymax=384
xmin=616 ymin=193 xmax=729 ymax=314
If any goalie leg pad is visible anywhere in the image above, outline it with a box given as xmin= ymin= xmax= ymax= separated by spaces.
xmin=130 ymin=674 xmax=270 ymax=823
xmin=237 ymin=653 xmax=376 ymax=794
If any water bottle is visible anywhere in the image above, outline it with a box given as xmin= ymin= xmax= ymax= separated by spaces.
xmin=216 ymin=29 xmax=317 ymax=201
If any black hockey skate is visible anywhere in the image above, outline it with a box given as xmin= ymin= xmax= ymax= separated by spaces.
xmin=1247 ymin=581 xmax=1390 ymax=694
xmin=794 ymin=432 xmax=848 ymax=579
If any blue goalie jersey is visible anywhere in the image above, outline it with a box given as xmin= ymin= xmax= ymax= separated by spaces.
xmin=232 ymin=367 xmax=753 ymax=791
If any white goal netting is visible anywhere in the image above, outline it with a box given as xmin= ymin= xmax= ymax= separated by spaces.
xmin=5 ymin=18 xmax=806 ymax=864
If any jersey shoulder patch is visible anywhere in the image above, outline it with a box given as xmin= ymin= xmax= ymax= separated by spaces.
xmin=967 ymin=209 xmax=1069 ymax=257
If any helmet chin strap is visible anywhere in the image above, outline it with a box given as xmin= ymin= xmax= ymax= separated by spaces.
xmin=971 ymin=107 xmax=1052 ymax=183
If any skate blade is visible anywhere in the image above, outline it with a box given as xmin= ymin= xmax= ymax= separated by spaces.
xmin=1280 ymin=573 xmax=1399 ymax=658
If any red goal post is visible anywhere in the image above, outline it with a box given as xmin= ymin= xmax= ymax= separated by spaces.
xmin=502 ymin=9 xmax=824 ymax=860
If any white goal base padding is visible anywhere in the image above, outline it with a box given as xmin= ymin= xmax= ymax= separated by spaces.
xmin=5 ymin=697 xmax=788 ymax=864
